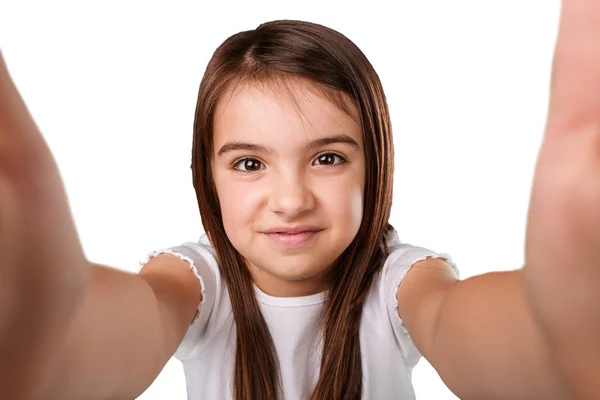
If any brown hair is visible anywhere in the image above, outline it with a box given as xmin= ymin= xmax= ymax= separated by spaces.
xmin=191 ymin=20 xmax=394 ymax=400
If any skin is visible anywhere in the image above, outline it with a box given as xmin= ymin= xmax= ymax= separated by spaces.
xmin=397 ymin=1 xmax=600 ymax=398
xmin=211 ymin=80 xmax=365 ymax=297
xmin=1 ymin=1 xmax=599 ymax=398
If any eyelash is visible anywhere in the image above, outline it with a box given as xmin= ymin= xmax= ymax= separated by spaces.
xmin=231 ymin=152 xmax=347 ymax=173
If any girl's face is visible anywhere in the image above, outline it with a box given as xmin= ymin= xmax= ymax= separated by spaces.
xmin=212 ymin=80 xmax=365 ymax=297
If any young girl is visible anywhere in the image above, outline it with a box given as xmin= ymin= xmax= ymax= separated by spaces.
xmin=1 ymin=3 xmax=599 ymax=400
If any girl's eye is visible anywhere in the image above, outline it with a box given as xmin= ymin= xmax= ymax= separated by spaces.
xmin=313 ymin=152 xmax=346 ymax=166
xmin=233 ymin=157 xmax=264 ymax=172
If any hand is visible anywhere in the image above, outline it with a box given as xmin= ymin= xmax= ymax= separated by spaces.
xmin=523 ymin=1 xmax=600 ymax=398
xmin=0 ymin=50 xmax=89 ymax=398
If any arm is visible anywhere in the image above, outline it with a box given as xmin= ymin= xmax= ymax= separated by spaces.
xmin=524 ymin=0 xmax=600 ymax=396
xmin=399 ymin=1 xmax=600 ymax=397
xmin=0 ymin=49 xmax=201 ymax=399
xmin=43 ymin=255 xmax=201 ymax=399
xmin=397 ymin=258 xmax=572 ymax=400
xmin=0 ymin=49 xmax=90 ymax=398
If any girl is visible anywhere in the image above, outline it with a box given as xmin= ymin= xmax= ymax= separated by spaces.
xmin=1 ymin=3 xmax=599 ymax=400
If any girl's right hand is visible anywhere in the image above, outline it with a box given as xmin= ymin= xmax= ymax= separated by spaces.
xmin=0 ymin=49 xmax=89 ymax=399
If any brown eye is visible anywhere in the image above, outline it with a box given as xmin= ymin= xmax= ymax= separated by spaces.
xmin=313 ymin=152 xmax=345 ymax=166
xmin=233 ymin=157 xmax=264 ymax=172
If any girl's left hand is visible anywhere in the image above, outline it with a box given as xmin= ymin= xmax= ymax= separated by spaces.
xmin=523 ymin=1 xmax=600 ymax=398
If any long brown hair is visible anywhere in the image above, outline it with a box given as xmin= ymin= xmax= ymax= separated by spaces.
xmin=191 ymin=20 xmax=394 ymax=400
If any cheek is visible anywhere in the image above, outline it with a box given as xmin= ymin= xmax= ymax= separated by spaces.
xmin=317 ymin=177 xmax=364 ymax=228
xmin=215 ymin=177 xmax=265 ymax=229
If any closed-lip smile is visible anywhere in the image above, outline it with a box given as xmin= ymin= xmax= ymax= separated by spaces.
xmin=262 ymin=226 xmax=324 ymax=247
xmin=263 ymin=225 xmax=323 ymax=234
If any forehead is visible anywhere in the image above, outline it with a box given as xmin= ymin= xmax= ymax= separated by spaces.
xmin=213 ymin=79 xmax=362 ymax=150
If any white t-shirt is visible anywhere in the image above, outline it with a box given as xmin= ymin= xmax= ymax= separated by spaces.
xmin=141 ymin=231 xmax=458 ymax=400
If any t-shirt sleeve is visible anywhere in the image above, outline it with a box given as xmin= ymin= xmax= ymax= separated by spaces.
xmin=382 ymin=243 xmax=459 ymax=366
xmin=139 ymin=239 xmax=221 ymax=361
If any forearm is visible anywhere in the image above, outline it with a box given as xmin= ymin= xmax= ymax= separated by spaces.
xmin=0 ymin=171 xmax=90 ymax=399
xmin=0 ymin=51 xmax=91 ymax=398
xmin=524 ymin=3 xmax=600 ymax=396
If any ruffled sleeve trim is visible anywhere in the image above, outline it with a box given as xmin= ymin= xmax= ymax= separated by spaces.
xmin=139 ymin=249 xmax=207 ymax=322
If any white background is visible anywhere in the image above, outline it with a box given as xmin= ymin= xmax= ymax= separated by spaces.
xmin=0 ymin=1 xmax=561 ymax=398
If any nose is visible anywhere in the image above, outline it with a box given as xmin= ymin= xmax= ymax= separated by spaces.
xmin=267 ymin=174 xmax=315 ymax=218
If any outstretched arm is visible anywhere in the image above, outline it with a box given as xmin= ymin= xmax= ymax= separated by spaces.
xmin=0 ymin=49 xmax=89 ymax=398
xmin=398 ymin=1 xmax=600 ymax=398
xmin=0 ymin=50 xmax=201 ymax=399
xmin=524 ymin=0 xmax=600 ymax=397
xmin=397 ymin=260 xmax=571 ymax=399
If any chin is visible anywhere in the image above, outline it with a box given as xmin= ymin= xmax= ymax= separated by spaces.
xmin=254 ymin=254 xmax=331 ymax=278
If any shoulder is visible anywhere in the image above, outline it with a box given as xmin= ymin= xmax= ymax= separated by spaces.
xmin=139 ymin=234 xmax=222 ymax=296
xmin=363 ymin=230 xmax=459 ymax=364
xmin=380 ymin=230 xmax=458 ymax=286
xmin=139 ymin=234 xmax=228 ymax=360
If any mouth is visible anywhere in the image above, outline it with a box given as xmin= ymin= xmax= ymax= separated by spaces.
xmin=263 ymin=226 xmax=324 ymax=248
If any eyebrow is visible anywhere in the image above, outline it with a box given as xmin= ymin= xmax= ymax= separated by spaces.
xmin=217 ymin=134 xmax=361 ymax=157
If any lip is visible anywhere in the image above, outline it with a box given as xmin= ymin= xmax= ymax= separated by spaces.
xmin=264 ymin=225 xmax=323 ymax=234
xmin=262 ymin=226 xmax=324 ymax=248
